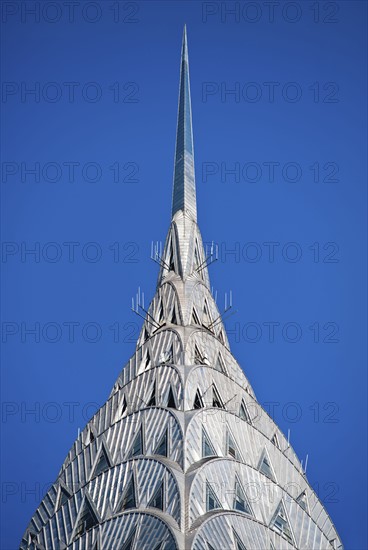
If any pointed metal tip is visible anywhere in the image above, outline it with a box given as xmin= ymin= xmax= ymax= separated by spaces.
xmin=172 ymin=24 xmax=196 ymax=222
xmin=182 ymin=25 xmax=188 ymax=51
xmin=181 ymin=25 xmax=189 ymax=68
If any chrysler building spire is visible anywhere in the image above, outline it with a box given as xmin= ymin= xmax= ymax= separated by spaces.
xmin=20 ymin=27 xmax=343 ymax=550
xmin=172 ymin=24 xmax=197 ymax=222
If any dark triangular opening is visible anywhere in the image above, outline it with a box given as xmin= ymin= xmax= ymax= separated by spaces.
xmin=218 ymin=330 xmax=225 ymax=344
xmin=296 ymin=490 xmax=308 ymax=511
xmin=121 ymin=396 xmax=127 ymax=417
xmin=271 ymin=433 xmax=280 ymax=449
xmin=259 ymin=451 xmax=275 ymax=481
xmin=142 ymin=349 xmax=151 ymax=371
xmin=202 ymin=300 xmax=211 ymax=326
xmin=194 ymin=343 xmax=202 ymax=364
xmin=74 ymin=498 xmax=98 ymax=538
xmin=233 ymin=478 xmax=252 ymax=515
xmin=148 ymin=481 xmax=164 ymax=510
xmin=194 ymin=242 xmax=201 ymax=270
xmin=206 ymin=482 xmax=222 ymax=511
xmin=214 ymin=352 xmax=226 ymax=373
xmin=88 ymin=428 xmax=95 ymax=444
xmin=212 ymin=385 xmax=224 ymax=408
xmin=202 ymin=427 xmax=216 ymax=457
xmin=147 ymin=381 xmax=156 ymax=407
xmin=239 ymin=400 xmax=252 ymax=423
xmin=193 ymin=389 xmax=204 ymax=409
xmin=157 ymin=301 xmax=165 ymax=324
xmin=270 ymin=501 xmax=294 ymax=544
xmin=121 ymin=526 xmax=137 ymax=550
xmin=167 ymin=342 xmax=174 ymax=363
xmin=168 ymin=239 xmax=175 ymax=271
xmin=227 ymin=429 xmax=239 ymax=460
xmin=128 ymin=426 xmax=143 ymax=458
xmin=170 ymin=305 xmax=178 ymax=325
xmin=192 ymin=309 xmax=201 ymax=326
xmin=57 ymin=484 xmax=71 ymax=510
xmin=92 ymin=446 xmax=111 ymax=478
xmin=167 ymin=385 xmax=177 ymax=409
xmin=233 ymin=528 xmax=247 ymax=550
xmin=118 ymin=473 xmax=136 ymax=512
xmin=154 ymin=429 xmax=168 ymax=457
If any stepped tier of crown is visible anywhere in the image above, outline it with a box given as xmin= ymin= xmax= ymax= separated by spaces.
xmin=20 ymin=26 xmax=342 ymax=550
xmin=19 ymin=273 xmax=342 ymax=549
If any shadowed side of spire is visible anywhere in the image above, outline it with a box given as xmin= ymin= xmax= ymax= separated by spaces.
xmin=171 ymin=25 xmax=197 ymax=222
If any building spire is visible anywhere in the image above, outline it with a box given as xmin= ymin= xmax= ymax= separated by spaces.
xmin=171 ymin=25 xmax=197 ymax=222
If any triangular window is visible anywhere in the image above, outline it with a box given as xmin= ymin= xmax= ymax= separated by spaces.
xmin=202 ymin=427 xmax=216 ymax=458
xmin=194 ymin=242 xmax=201 ymax=270
xmin=194 ymin=343 xmax=203 ymax=364
xmin=143 ymin=326 xmax=150 ymax=342
xmin=296 ymin=490 xmax=309 ymax=512
xmin=87 ymin=427 xmax=95 ymax=445
xmin=258 ymin=450 xmax=275 ymax=481
xmin=193 ymin=389 xmax=204 ymax=409
xmin=168 ymin=239 xmax=175 ymax=271
xmin=157 ymin=301 xmax=165 ymax=324
xmin=128 ymin=426 xmax=143 ymax=458
xmin=147 ymin=381 xmax=156 ymax=407
xmin=148 ymin=481 xmax=164 ymax=510
xmin=207 ymin=544 xmax=216 ymax=550
xmin=92 ymin=446 xmax=111 ymax=478
xmin=233 ymin=477 xmax=252 ymax=515
xmin=117 ymin=473 xmax=136 ymax=512
xmin=56 ymin=484 xmax=71 ymax=510
xmin=121 ymin=395 xmax=127 ymax=417
xmin=27 ymin=532 xmax=37 ymax=546
xmin=226 ymin=429 xmax=240 ymax=460
xmin=121 ymin=527 xmax=137 ymax=550
xmin=218 ymin=330 xmax=225 ymax=344
xmin=270 ymin=501 xmax=294 ymax=544
xmin=239 ymin=400 xmax=252 ymax=423
xmin=214 ymin=352 xmax=226 ymax=373
xmin=166 ymin=385 xmax=177 ymax=409
xmin=166 ymin=342 xmax=174 ymax=362
xmin=206 ymin=482 xmax=222 ymax=512
xmin=153 ymin=544 xmax=163 ymax=550
xmin=233 ymin=529 xmax=247 ymax=550
xmin=202 ymin=300 xmax=211 ymax=326
xmin=271 ymin=433 xmax=280 ymax=449
xmin=142 ymin=349 xmax=151 ymax=371
xmin=192 ymin=308 xmax=201 ymax=326
xmin=170 ymin=305 xmax=178 ymax=325
xmin=74 ymin=497 xmax=99 ymax=538
xmin=212 ymin=385 xmax=224 ymax=408
xmin=154 ymin=429 xmax=168 ymax=457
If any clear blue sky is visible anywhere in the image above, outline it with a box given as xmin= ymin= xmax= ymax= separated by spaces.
xmin=1 ymin=1 xmax=367 ymax=549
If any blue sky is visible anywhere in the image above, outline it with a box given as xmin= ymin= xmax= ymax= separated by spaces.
xmin=1 ymin=1 xmax=367 ymax=549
